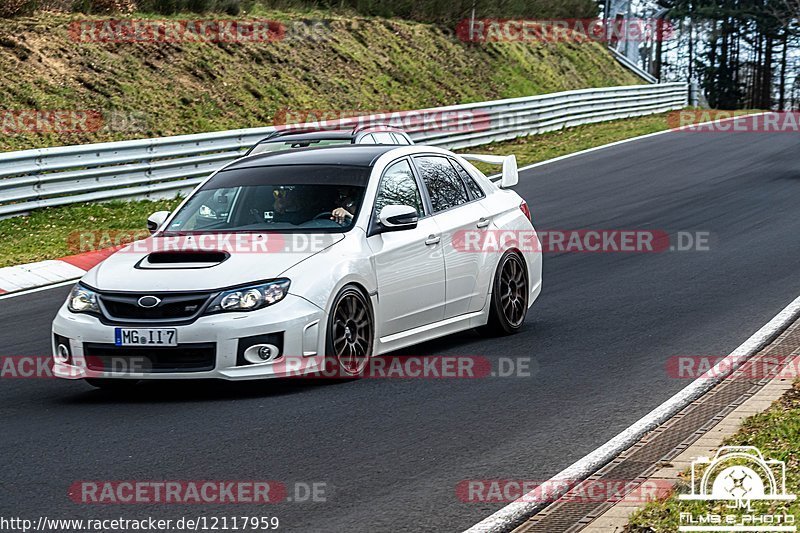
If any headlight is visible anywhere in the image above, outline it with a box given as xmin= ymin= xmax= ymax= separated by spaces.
xmin=67 ymin=284 xmax=100 ymax=314
xmin=206 ymin=279 xmax=291 ymax=314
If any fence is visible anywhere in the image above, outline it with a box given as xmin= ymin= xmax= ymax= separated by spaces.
xmin=0 ymin=82 xmax=687 ymax=217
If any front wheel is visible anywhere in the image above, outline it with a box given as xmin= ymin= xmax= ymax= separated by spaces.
xmin=482 ymin=251 xmax=529 ymax=335
xmin=323 ymin=286 xmax=374 ymax=379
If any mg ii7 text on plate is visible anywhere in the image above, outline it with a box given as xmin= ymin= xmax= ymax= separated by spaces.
xmin=114 ymin=328 xmax=177 ymax=347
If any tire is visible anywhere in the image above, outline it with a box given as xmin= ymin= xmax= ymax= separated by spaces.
xmin=85 ymin=378 xmax=140 ymax=390
xmin=322 ymin=285 xmax=374 ymax=379
xmin=482 ymin=251 xmax=529 ymax=336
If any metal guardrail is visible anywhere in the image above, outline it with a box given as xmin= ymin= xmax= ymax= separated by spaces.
xmin=0 ymin=83 xmax=687 ymax=217
xmin=608 ymin=47 xmax=659 ymax=84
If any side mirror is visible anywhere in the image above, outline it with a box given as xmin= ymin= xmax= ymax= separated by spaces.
xmin=378 ymin=205 xmax=418 ymax=232
xmin=147 ymin=211 xmax=170 ymax=234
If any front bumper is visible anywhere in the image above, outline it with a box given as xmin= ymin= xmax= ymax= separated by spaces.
xmin=51 ymin=294 xmax=326 ymax=381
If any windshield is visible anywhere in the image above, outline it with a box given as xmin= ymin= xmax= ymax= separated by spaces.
xmin=165 ymin=164 xmax=369 ymax=234
xmin=248 ymin=138 xmax=351 ymax=156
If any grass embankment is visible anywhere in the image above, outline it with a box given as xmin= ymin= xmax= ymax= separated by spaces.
xmin=0 ymin=111 xmax=683 ymax=267
xmin=0 ymin=198 xmax=178 ymax=268
xmin=0 ymin=11 xmax=641 ymax=152
xmin=626 ymin=380 xmax=800 ymax=532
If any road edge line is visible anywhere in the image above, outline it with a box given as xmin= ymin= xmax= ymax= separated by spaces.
xmin=463 ymin=291 xmax=800 ymax=533
xmin=514 ymin=111 xmax=770 ymax=172
xmin=0 ymin=278 xmax=80 ymax=300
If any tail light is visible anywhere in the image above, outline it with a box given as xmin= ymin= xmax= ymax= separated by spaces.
xmin=519 ymin=201 xmax=531 ymax=222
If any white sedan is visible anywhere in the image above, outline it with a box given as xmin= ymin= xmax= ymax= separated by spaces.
xmin=51 ymin=144 xmax=542 ymax=387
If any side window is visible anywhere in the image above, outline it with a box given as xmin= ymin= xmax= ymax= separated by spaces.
xmin=391 ymin=133 xmax=411 ymax=145
xmin=374 ymin=160 xmax=424 ymax=219
xmin=371 ymin=132 xmax=396 ymax=144
xmin=415 ymin=156 xmax=469 ymax=213
xmin=450 ymin=159 xmax=485 ymax=199
xmin=360 ymin=134 xmax=376 ymax=144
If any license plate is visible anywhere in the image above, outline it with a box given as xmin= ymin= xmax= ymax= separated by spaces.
xmin=114 ymin=328 xmax=177 ymax=347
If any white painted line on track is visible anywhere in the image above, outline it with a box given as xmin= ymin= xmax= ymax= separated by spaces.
xmin=515 ymin=111 xmax=771 ymax=173
xmin=0 ymin=278 xmax=79 ymax=300
xmin=464 ymin=291 xmax=800 ymax=533
xmin=517 ymin=129 xmax=674 ymax=172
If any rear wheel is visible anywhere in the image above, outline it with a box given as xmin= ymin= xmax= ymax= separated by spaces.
xmin=85 ymin=378 xmax=139 ymax=390
xmin=323 ymin=286 xmax=374 ymax=379
xmin=483 ymin=251 xmax=528 ymax=335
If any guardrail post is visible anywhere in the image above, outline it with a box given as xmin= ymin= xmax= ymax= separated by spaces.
xmin=688 ymin=80 xmax=700 ymax=107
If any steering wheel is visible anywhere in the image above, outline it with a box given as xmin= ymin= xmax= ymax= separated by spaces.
xmin=313 ymin=211 xmax=334 ymax=220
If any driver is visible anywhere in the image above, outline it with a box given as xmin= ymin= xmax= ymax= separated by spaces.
xmin=331 ymin=188 xmax=358 ymax=224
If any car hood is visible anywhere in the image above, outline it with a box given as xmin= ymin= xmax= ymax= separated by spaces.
xmin=83 ymin=233 xmax=344 ymax=292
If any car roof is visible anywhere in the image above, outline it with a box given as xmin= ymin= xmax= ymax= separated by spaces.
xmin=266 ymin=130 xmax=356 ymax=142
xmin=264 ymin=127 xmax=409 ymax=143
xmin=226 ymin=144 xmax=402 ymax=170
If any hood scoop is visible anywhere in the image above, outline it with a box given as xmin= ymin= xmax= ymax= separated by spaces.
xmin=136 ymin=251 xmax=230 ymax=269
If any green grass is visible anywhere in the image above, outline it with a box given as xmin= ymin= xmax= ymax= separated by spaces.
xmin=0 ymin=12 xmax=641 ymax=152
xmin=625 ymin=381 xmax=800 ymax=532
xmin=0 ymin=197 xmax=181 ymax=267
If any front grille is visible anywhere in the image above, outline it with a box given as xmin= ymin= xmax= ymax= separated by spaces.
xmin=83 ymin=343 xmax=216 ymax=373
xmin=99 ymin=292 xmax=212 ymax=322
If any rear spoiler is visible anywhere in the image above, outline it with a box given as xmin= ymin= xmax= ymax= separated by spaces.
xmin=460 ymin=154 xmax=518 ymax=188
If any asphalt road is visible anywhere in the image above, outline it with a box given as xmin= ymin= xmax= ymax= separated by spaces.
xmin=2 ymin=128 xmax=800 ymax=532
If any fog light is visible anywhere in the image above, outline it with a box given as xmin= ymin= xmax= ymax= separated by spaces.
xmin=55 ymin=343 xmax=71 ymax=364
xmin=243 ymin=343 xmax=280 ymax=364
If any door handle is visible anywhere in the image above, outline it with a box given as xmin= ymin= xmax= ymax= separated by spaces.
xmin=476 ymin=218 xmax=491 ymax=229
xmin=425 ymin=235 xmax=441 ymax=246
